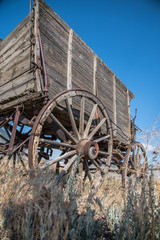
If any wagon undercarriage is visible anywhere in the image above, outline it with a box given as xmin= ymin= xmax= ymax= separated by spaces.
xmin=0 ymin=89 xmax=147 ymax=187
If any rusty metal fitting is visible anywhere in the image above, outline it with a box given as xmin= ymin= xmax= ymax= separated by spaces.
xmin=76 ymin=139 xmax=88 ymax=155
xmin=76 ymin=139 xmax=99 ymax=160
xmin=84 ymin=141 xmax=99 ymax=160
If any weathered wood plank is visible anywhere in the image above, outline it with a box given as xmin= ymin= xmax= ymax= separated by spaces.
xmin=93 ymin=55 xmax=97 ymax=95
xmin=113 ymin=74 xmax=117 ymax=135
xmin=46 ymin=63 xmax=67 ymax=90
xmin=73 ymin=31 xmax=95 ymax=57
xmin=33 ymin=0 xmax=42 ymax=94
xmin=0 ymin=15 xmax=31 ymax=56
xmin=0 ymin=70 xmax=34 ymax=94
xmin=40 ymin=34 xmax=67 ymax=76
xmin=0 ymin=48 xmax=31 ymax=86
xmin=72 ymin=36 xmax=94 ymax=71
xmin=0 ymin=92 xmax=41 ymax=112
xmin=96 ymin=75 xmax=113 ymax=100
xmin=0 ymin=76 xmax=36 ymax=103
xmin=127 ymin=89 xmax=131 ymax=140
xmin=72 ymin=55 xmax=93 ymax=84
xmin=67 ymin=29 xmax=73 ymax=90
xmin=116 ymin=85 xmax=128 ymax=105
xmin=72 ymin=69 xmax=93 ymax=92
xmin=39 ymin=16 xmax=68 ymax=52
xmin=39 ymin=0 xmax=70 ymax=32
xmin=39 ymin=6 xmax=69 ymax=44
xmin=0 ymin=31 xmax=30 ymax=65
xmin=97 ymin=59 xmax=114 ymax=92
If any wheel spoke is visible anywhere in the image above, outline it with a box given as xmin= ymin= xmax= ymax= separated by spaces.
xmin=63 ymin=154 xmax=77 ymax=171
xmin=138 ymin=151 xmax=145 ymax=165
xmin=84 ymin=159 xmax=92 ymax=182
xmin=4 ymin=126 xmax=11 ymax=139
xmin=90 ymin=158 xmax=105 ymax=175
xmin=19 ymin=156 xmax=27 ymax=171
xmin=50 ymin=113 xmax=77 ymax=144
xmin=88 ymin=118 xmax=106 ymax=140
xmin=132 ymin=148 xmax=135 ymax=163
xmin=83 ymin=104 xmax=97 ymax=138
xmin=0 ymin=134 xmax=9 ymax=143
xmin=129 ymin=155 xmax=136 ymax=169
xmin=41 ymin=150 xmax=77 ymax=167
xmin=54 ymin=154 xmax=77 ymax=183
xmin=136 ymin=146 xmax=140 ymax=166
xmin=94 ymin=134 xmax=110 ymax=143
xmin=79 ymin=96 xmax=85 ymax=136
xmin=65 ymin=98 xmax=80 ymax=140
xmin=39 ymin=138 xmax=76 ymax=149
xmin=98 ymin=151 xmax=109 ymax=156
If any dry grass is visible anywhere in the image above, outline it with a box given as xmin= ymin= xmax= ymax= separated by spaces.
xmin=0 ymin=160 xmax=160 ymax=240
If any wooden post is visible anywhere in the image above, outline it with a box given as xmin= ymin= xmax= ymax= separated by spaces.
xmin=93 ymin=55 xmax=97 ymax=96
xmin=34 ymin=0 xmax=41 ymax=92
xmin=127 ymin=89 xmax=131 ymax=142
xmin=113 ymin=74 xmax=117 ymax=136
xmin=67 ymin=28 xmax=73 ymax=91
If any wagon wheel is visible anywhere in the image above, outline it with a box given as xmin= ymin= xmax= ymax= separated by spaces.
xmin=28 ymin=89 xmax=113 ymax=186
xmin=122 ymin=142 xmax=148 ymax=188
xmin=0 ymin=114 xmax=31 ymax=170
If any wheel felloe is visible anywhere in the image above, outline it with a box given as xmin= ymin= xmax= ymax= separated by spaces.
xmin=122 ymin=142 xmax=148 ymax=188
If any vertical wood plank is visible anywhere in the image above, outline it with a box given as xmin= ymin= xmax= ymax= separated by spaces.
xmin=93 ymin=55 xmax=97 ymax=96
xmin=67 ymin=28 xmax=73 ymax=90
xmin=34 ymin=0 xmax=41 ymax=92
xmin=113 ymin=74 xmax=117 ymax=135
xmin=127 ymin=88 xmax=131 ymax=142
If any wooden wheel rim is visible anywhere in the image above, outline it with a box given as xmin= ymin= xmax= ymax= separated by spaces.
xmin=28 ymin=89 xmax=113 ymax=178
xmin=122 ymin=142 xmax=148 ymax=187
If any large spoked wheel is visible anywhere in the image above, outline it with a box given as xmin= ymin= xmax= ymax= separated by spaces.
xmin=122 ymin=142 xmax=148 ymax=188
xmin=28 ymin=89 xmax=113 ymax=183
xmin=0 ymin=113 xmax=30 ymax=170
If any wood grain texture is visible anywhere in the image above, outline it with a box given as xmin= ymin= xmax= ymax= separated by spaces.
xmin=0 ymin=15 xmax=34 ymax=105
xmin=39 ymin=0 xmax=70 ymax=32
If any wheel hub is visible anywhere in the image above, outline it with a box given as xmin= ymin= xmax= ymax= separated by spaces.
xmin=76 ymin=139 xmax=99 ymax=159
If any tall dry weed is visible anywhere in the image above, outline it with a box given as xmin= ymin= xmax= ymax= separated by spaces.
xmin=0 ymin=157 xmax=160 ymax=240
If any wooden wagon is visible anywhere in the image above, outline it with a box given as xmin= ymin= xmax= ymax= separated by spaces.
xmin=0 ymin=0 xmax=147 ymax=186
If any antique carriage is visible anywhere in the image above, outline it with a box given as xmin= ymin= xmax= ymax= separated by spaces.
xmin=0 ymin=0 xmax=147 ymax=186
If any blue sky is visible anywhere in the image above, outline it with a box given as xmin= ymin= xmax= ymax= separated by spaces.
xmin=0 ymin=0 xmax=160 ymax=131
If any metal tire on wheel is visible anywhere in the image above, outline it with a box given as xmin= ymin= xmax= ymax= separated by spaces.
xmin=122 ymin=142 xmax=148 ymax=188
xmin=28 ymin=89 xmax=113 ymax=182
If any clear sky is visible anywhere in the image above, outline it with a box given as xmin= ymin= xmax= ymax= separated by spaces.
xmin=0 ymin=0 xmax=160 ymax=131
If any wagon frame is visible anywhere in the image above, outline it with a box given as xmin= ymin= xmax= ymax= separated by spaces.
xmin=0 ymin=0 xmax=148 ymax=187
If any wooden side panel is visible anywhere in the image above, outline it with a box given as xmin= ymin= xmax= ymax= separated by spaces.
xmin=72 ymin=32 xmax=94 ymax=92
xmin=39 ymin=2 xmax=68 ymax=97
xmin=96 ymin=58 xmax=114 ymax=122
xmin=0 ymin=15 xmax=38 ymax=105
xmin=39 ymin=0 xmax=133 ymax=144
xmin=115 ymin=76 xmax=130 ymax=143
